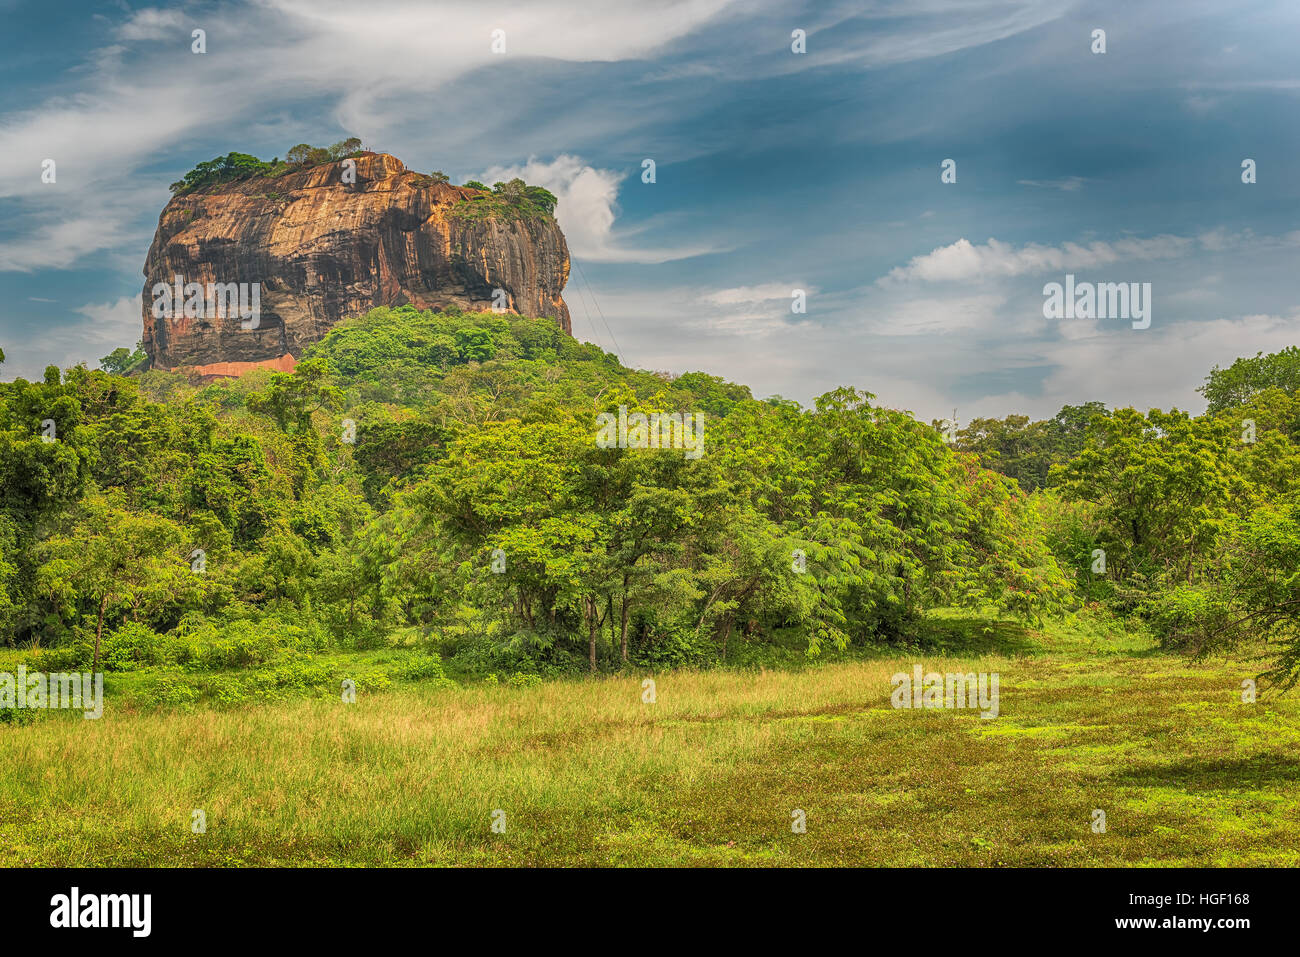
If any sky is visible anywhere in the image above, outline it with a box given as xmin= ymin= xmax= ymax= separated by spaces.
xmin=1 ymin=0 xmax=1299 ymax=422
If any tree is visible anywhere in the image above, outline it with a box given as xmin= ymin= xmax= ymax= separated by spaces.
xmin=494 ymin=178 xmax=526 ymax=202
xmin=99 ymin=345 xmax=148 ymax=376
xmin=247 ymin=358 xmax=343 ymax=433
xmin=1148 ymin=504 xmax=1300 ymax=689
xmin=524 ymin=185 xmax=558 ymax=215
xmin=1201 ymin=346 xmax=1300 ymax=414
xmin=954 ymin=402 xmax=1108 ymax=492
xmin=1054 ymin=407 xmax=1242 ymax=595
xmin=169 ymin=152 xmax=275 ymax=193
xmin=327 ymin=137 xmax=363 ymax=159
xmin=0 ymin=515 xmax=17 ymax=635
xmin=37 ymin=495 xmax=191 ymax=672
xmin=453 ymin=327 xmax=495 ymax=363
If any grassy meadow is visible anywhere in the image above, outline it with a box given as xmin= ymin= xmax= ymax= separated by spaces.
xmin=2 ymin=611 xmax=1296 ymax=867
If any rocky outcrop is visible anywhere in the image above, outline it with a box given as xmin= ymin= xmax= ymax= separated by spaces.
xmin=141 ymin=153 xmax=570 ymax=371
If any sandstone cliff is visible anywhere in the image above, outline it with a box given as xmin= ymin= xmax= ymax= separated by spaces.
xmin=141 ymin=153 xmax=571 ymax=373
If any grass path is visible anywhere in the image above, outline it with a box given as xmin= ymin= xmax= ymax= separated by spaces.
xmin=2 ymin=614 xmax=1297 ymax=866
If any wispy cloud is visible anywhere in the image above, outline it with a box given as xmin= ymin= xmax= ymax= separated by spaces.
xmin=1017 ymin=176 xmax=1089 ymax=192
xmin=0 ymin=0 xmax=742 ymax=270
xmin=699 ymin=283 xmax=809 ymax=306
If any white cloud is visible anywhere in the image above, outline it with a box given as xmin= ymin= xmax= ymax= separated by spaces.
xmin=479 ymin=155 xmax=725 ymax=263
xmin=776 ymin=0 xmax=1077 ymax=74
xmin=0 ymin=0 xmax=1093 ymax=274
xmin=0 ymin=210 xmax=139 ymax=272
xmin=0 ymin=0 xmax=741 ymax=270
xmin=699 ymin=283 xmax=809 ymax=306
xmin=72 ymin=296 xmax=143 ymax=356
xmin=868 ymin=292 xmax=1009 ymax=336
xmin=115 ymin=8 xmax=188 ymax=41
xmin=880 ymin=234 xmax=1201 ymax=284
xmin=999 ymin=311 xmax=1300 ymax=418
xmin=0 ymin=296 xmax=142 ymax=379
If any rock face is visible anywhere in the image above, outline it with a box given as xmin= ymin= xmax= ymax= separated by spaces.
xmin=141 ymin=153 xmax=571 ymax=373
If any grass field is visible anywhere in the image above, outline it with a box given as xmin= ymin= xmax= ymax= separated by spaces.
xmin=2 ymin=612 xmax=1297 ymax=866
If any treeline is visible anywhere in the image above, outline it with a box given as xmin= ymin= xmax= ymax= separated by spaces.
xmin=1 ymin=311 xmax=1297 ymax=687
xmin=168 ymin=138 xmax=366 ymax=194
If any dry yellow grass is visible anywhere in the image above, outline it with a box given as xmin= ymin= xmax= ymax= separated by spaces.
xmin=2 ymin=619 xmax=1296 ymax=866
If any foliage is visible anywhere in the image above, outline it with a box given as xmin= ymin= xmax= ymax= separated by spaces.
xmin=450 ymin=177 xmax=559 ymax=220
xmin=3 ymin=313 xmax=1298 ymax=690
xmin=169 ymin=152 xmax=282 ymax=194
xmin=169 ymin=138 xmax=365 ymax=195
xmin=953 ymin=401 xmax=1108 ymax=492
xmin=99 ymin=345 xmax=149 ymax=376
xmin=1201 ymin=345 xmax=1300 ymax=414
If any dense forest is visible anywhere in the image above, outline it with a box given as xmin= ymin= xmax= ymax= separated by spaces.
xmin=1 ymin=313 xmax=1297 ymax=701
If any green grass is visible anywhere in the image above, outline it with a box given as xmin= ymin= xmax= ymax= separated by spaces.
xmin=1 ymin=612 xmax=1295 ymax=866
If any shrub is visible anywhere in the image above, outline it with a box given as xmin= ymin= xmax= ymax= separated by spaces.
xmin=392 ymin=653 xmax=450 ymax=681
xmin=138 ymin=670 xmax=201 ymax=708
xmin=102 ymin=622 xmax=170 ymax=671
xmin=631 ymin=623 xmax=712 ymax=669
xmin=38 ymin=642 xmax=92 ymax=671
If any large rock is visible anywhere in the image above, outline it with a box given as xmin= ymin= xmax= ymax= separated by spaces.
xmin=141 ymin=153 xmax=571 ymax=373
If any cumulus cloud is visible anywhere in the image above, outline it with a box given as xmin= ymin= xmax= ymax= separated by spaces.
xmin=879 ymin=234 xmax=1202 ymax=284
xmin=479 ymin=155 xmax=725 ymax=264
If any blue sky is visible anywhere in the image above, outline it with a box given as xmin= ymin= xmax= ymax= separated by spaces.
xmin=2 ymin=0 xmax=1299 ymax=421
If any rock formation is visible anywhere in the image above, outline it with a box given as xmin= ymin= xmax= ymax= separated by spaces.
xmin=141 ymin=153 xmax=570 ymax=374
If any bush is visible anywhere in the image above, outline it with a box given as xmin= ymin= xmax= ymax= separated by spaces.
xmin=392 ymin=653 xmax=450 ymax=681
xmin=169 ymin=152 xmax=278 ymax=194
xmin=1143 ymin=585 xmax=1230 ymax=652
xmin=188 ymin=616 xmax=327 ymax=669
xmin=102 ymin=622 xmax=170 ymax=671
xmin=38 ymin=642 xmax=92 ymax=671
xmin=138 ymin=670 xmax=201 ymax=708
xmin=631 ymin=623 xmax=713 ymax=669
